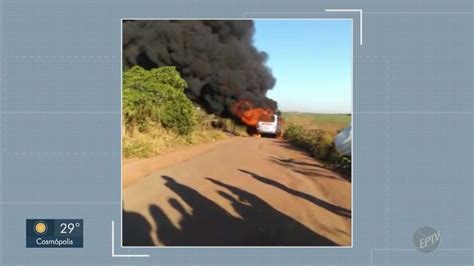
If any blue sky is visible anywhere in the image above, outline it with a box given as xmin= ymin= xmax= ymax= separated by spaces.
xmin=253 ymin=20 xmax=352 ymax=114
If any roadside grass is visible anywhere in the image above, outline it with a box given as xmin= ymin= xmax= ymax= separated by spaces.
xmin=123 ymin=109 xmax=229 ymax=159
xmin=282 ymin=112 xmax=351 ymax=177
xmin=123 ymin=126 xmax=228 ymax=159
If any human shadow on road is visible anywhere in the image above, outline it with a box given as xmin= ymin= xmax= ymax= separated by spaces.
xmin=269 ymin=156 xmax=351 ymax=182
xmin=239 ymin=169 xmax=351 ymax=218
xmin=123 ymin=207 xmax=154 ymax=246
xmin=149 ymin=176 xmax=241 ymax=246
xmin=274 ymin=140 xmax=310 ymax=153
xmin=147 ymin=175 xmax=337 ymax=246
xmin=269 ymin=156 xmax=323 ymax=168
xmin=205 ymin=177 xmax=337 ymax=246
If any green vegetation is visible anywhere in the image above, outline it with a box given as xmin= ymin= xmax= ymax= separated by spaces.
xmin=122 ymin=66 xmax=227 ymax=158
xmin=122 ymin=119 xmax=227 ymax=158
xmin=283 ymin=112 xmax=351 ymax=135
xmin=123 ymin=66 xmax=197 ymax=136
xmin=282 ymin=113 xmax=351 ymax=177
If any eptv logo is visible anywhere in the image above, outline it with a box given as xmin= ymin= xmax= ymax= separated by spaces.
xmin=413 ymin=226 xmax=440 ymax=253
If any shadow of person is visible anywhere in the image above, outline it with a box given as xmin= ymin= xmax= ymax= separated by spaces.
xmin=122 ymin=207 xmax=154 ymax=246
xmin=238 ymin=169 xmax=351 ymax=218
xmin=269 ymin=156 xmax=322 ymax=168
xmin=268 ymin=156 xmax=351 ymax=182
xmin=205 ymin=177 xmax=337 ymax=246
xmin=150 ymin=175 xmax=243 ymax=245
xmin=149 ymin=175 xmax=338 ymax=246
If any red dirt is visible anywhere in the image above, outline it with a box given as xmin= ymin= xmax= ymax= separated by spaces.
xmin=123 ymin=137 xmax=351 ymax=246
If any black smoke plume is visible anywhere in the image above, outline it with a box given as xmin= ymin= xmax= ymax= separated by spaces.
xmin=123 ymin=20 xmax=277 ymax=116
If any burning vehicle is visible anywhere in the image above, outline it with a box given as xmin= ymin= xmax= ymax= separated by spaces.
xmin=232 ymin=100 xmax=283 ymax=138
xmin=256 ymin=114 xmax=282 ymax=138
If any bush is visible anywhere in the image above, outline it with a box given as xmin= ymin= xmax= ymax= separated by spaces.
xmin=122 ymin=66 xmax=231 ymax=159
xmin=123 ymin=66 xmax=196 ymax=135
xmin=284 ymin=124 xmax=351 ymax=176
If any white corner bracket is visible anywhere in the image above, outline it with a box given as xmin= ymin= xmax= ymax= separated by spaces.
xmin=111 ymin=221 xmax=150 ymax=258
xmin=325 ymin=9 xmax=363 ymax=45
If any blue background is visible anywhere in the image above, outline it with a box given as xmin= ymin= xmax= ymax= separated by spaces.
xmin=2 ymin=1 xmax=474 ymax=265
xmin=26 ymin=219 xmax=83 ymax=248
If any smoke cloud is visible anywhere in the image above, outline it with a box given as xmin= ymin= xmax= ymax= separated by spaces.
xmin=123 ymin=20 xmax=277 ymax=117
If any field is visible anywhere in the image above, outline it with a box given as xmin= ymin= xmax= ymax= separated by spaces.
xmin=282 ymin=112 xmax=351 ymax=135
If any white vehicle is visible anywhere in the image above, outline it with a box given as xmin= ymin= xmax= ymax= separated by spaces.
xmin=335 ymin=123 xmax=351 ymax=156
xmin=257 ymin=114 xmax=282 ymax=138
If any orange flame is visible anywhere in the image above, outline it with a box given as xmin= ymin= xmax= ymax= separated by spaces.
xmin=233 ymin=100 xmax=275 ymax=127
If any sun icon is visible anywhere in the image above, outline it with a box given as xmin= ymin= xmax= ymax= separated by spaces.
xmin=34 ymin=221 xmax=47 ymax=234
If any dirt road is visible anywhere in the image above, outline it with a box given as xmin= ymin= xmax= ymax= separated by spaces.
xmin=123 ymin=137 xmax=351 ymax=246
